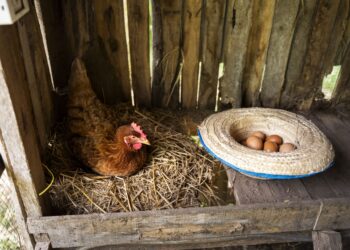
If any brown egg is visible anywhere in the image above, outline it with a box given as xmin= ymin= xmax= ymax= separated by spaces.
xmin=279 ymin=143 xmax=296 ymax=153
xmin=251 ymin=131 xmax=266 ymax=140
xmin=246 ymin=136 xmax=263 ymax=150
xmin=241 ymin=139 xmax=248 ymax=147
xmin=263 ymin=141 xmax=278 ymax=152
xmin=266 ymin=135 xmax=283 ymax=145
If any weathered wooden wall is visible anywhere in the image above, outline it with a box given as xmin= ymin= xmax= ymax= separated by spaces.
xmin=37 ymin=0 xmax=350 ymax=111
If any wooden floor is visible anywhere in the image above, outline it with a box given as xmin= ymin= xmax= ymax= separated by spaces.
xmin=229 ymin=110 xmax=350 ymax=205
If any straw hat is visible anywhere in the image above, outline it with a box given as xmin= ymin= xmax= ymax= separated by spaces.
xmin=198 ymin=108 xmax=335 ymax=179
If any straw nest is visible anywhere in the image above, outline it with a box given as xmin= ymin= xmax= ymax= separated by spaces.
xmin=45 ymin=105 xmax=223 ymax=215
xmin=198 ymin=108 xmax=335 ymax=178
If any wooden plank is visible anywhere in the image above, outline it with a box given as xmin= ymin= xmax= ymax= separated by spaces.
xmin=322 ymin=0 xmax=349 ymax=75
xmin=220 ymin=0 xmax=253 ymax=108
xmin=181 ymin=0 xmax=202 ymax=108
xmin=296 ymin=0 xmax=341 ymax=110
xmin=153 ymin=0 xmax=182 ymax=109
xmin=242 ymin=0 xmax=276 ymax=107
xmin=260 ymin=0 xmax=300 ymax=108
xmin=36 ymin=0 xmax=71 ymax=90
xmin=127 ymin=0 xmax=151 ymax=107
xmin=60 ymin=232 xmax=312 ymax=249
xmin=280 ymin=0 xmax=318 ymax=109
xmin=335 ymin=16 xmax=350 ymax=65
xmin=62 ymin=0 xmax=126 ymax=105
xmin=17 ymin=0 xmax=54 ymax=151
xmin=233 ymin=172 xmax=311 ymax=205
xmin=198 ymin=0 xmax=226 ymax=109
xmin=0 ymin=25 xmax=47 ymax=217
xmin=309 ymin=112 xmax=350 ymax=198
xmin=28 ymin=198 xmax=350 ymax=248
xmin=0 ymin=138 xmax=35 ymax=250
xmin=332 ymin=45 xmax=350 ymax=107
xmin=312 ymin=231 xmax=342 ymax=250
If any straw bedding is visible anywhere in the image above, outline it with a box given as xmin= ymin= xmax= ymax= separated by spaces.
xmin=199 ymin=108 xmax=334 ymax=177
xmin=45 ymin=105 xmax=222 ymax=215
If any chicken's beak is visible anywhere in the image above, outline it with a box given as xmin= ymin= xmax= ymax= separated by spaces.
xmin=141 ymin=138 xmax=151 ymax=145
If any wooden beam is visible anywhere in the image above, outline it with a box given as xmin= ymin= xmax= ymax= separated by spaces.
xmin=260 ymin=0 xmax=300 ymax=108
xmin=242 ymin=0 xmax=275 ymax=107
xmin=0 ymin=136 xmax=35 ymax=250
xmin=198 ymin=0 xmax=226 ymax=109
xmin=0 ymin=25 xmax=46 ymax=217
xmin=153 ymin=0 xmax=182 ymax=109
xmin=296 ymin=0 xmax=341 ymax=110
xmin=220 ymin=0 xmax=253 ymax=108
xmin=312 ymin=231 xmax=342 ymax=250
xmin=280 ymin=0 xmax=318 ymax=109
xmin=28 ymin=198 xmax=350 ymax=248
xmin=181 ymin=0 xmax=202 ymax=108
xmin=17 ymin=0 xmax=54 ymax=151
xmin=127 ymin=0 xmax=151 ymax=107
xmin=332 ymin=45 xmax=350 ymax=107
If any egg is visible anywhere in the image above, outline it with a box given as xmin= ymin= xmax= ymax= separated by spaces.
xmin=263 ymin=141 xmax=278 ymax=152
xmin=266 ymin=135 xmax=283 ymax=145
xmin=241 ymin=139 xmax=248 ymax=147
xmin=279 ymin=143 xmax=296 ymax=153
xmin=251 ymin=131 xmax=266 ymax=140
xmin=246 ymin=136 xmax=263 ymax=150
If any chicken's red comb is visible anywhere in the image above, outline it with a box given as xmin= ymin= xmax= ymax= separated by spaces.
xmin=131 ymin=122 xmax=147 ymax=139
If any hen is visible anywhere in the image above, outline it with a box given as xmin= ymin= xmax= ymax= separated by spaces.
xmin=67 ymin=58 xmax=150 ymax=176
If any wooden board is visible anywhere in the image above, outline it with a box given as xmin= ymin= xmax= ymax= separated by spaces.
xmin=0 ymin=25 xmax=46 ymax=217
xmin=17 ymin=0 xmax=54 ymax=151
xmin=312 ymin=231 xmax=342 ymax=250
xmin=280 ymin=0 xmax=318 ymax=109
xmin=296 ymin=0 xmax=341 ymax=110
xmin=260 ymin=0 xmax=300 ymax=108
xmin=220 ymin=0 xmax=253 ymax=108
xmin=332 ymin=45 xmax=350 ymax=107
xmin=232 ymin=170 xmax=311 ymax=205
xmin=242 ymin=0 xmax=276 ymax=107
xmin=181 ymin=0 xmax=202 ymax=108
xmin=198 ymin=0 xmax=226 ymax=109
xmin=36 ymin=0 xmax=72 ymax=90
xmin=127 ymin=0 xmax=151 ymax=107
xmin=28 ymin=198 xmax=350 ymax=248
xmin=152 ymin=0 xmax=182 ymax=109
xmin=0 ymin=140 xmax=35 ymax=250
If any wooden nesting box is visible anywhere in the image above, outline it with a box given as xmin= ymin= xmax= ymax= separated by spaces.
xmin=1 ymin=0 xmax=350 ymax=249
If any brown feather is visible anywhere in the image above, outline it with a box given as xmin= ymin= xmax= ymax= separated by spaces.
xmin=67 ymin=58 xmax=148 ymax=176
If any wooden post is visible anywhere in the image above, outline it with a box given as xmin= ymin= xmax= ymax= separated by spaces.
xmin=312 ymin=231 xmax=342 ymax=250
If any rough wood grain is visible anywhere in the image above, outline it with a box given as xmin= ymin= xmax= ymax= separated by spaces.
xmin=332 ymin=45 xmax=350 ymax=107
xmin=27 ymin=198 xmax=350 ymax=248
xmin=0 ymin=25 xmax=46 ymax=217
xmin=198 ymin=0 xmax=226 ymax=109
xmin=17 ymin=0 xmax=54 ymax=151
xmin=335 ymin=16 xmax=350 ymax=65
xmin=260 ymin=0 xmax=300 ymax=108
xmin=127 ymin=0 xmax=151 ymax=107
xmin=280 ymin=0 xmax=318 ymax=109
xmin=0 ymin=138 xmax=35 ymax=250
xmin=312 ymin=231 xmax=342 ymax=250
xmin=310 ymin=112 xmax=350 ymax=198
xmin=242 ymin=0 xmax=276 ymax=107
xmin=92 ymin=0 xmax=131 ymax=103
xmin=153 ymin=0 xmax=182 ymax=109
xmin=181 ymin=0 xmax=202 ymax=108
xmin=36 ymin=0 xmax=71 ymax=89
xmin=220 ymin=0 xmax=253 ymax=108
xmin=296 ymin=0 xmax=341 ymax=110
xmin=322 ymin=0 xmax=349 ymax=75
xmin=233 ymin=171 xmax=310 ymax=205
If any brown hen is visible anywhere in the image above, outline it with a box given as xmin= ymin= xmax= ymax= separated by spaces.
xmin=67 ymin=58 xmax=150 ymax=176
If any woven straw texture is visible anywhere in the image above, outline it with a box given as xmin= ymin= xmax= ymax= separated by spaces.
xmin=198 ymin=108 xmax=334 ymax=177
